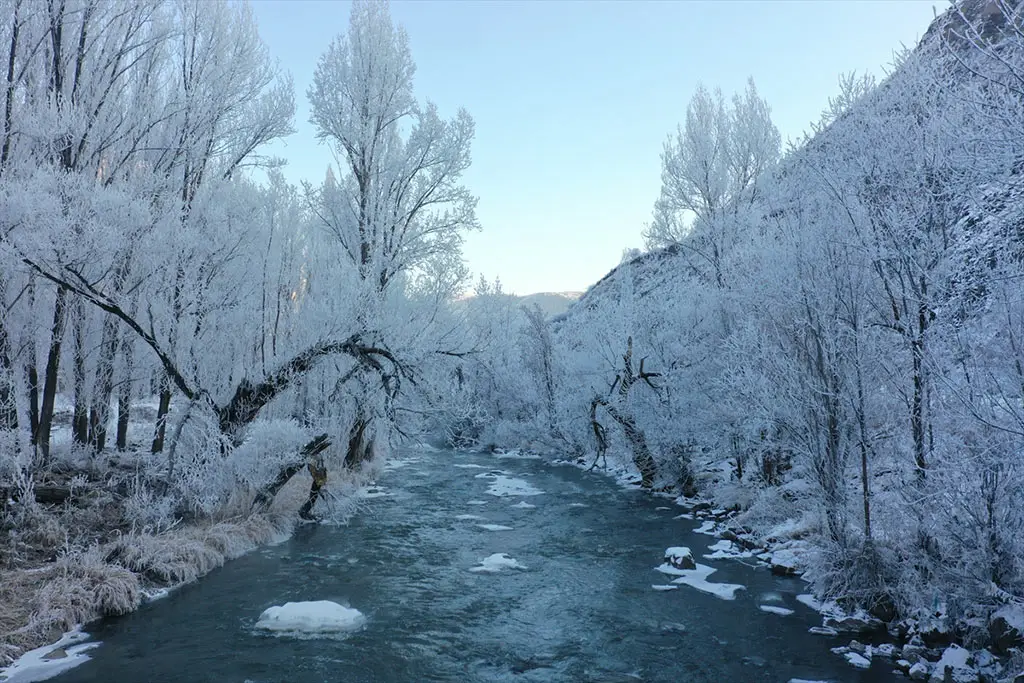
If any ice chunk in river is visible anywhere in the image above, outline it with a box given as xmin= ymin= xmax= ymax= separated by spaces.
xmin=255 ymin=601 xmax=365 ymax=636
xmin=485 ymin=475 xmax=543 ymax=497
xmin=510 ymin=501 xmax=536 ymax=509
xmin=477 ymin=524 xmax=513 ymax=531
xmin=759 ymin=605 xmax=795 ymax=616
xmin=469 ymin=553 xmax=527 ymax=573
xmin=667 ymin=563 xmax=745 ymax=600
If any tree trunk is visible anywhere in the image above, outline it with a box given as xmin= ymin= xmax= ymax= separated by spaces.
xmin=71 ymin=298 xmax=88 ymax=445
xmin=0 ymin=276 xmax=19 ymax=433
xmin=37 ymin=286 xmax=69 ymax=461
xmin=88 ymin=312 xmax=120 ymax=451
xmin=251 ymin=434 xmax=331 ymax=513
xmin=151 ymin=380 xmax=171 ymax=453
xmin=116 ymin=330 xmax=133 ymax=451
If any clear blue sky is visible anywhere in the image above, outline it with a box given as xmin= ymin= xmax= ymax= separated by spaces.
xmin=249 ymin=0 xmax=943 ymax=296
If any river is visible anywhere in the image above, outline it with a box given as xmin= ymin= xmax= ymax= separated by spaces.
xmin=52 ymin=447 xmax=896 ymax=682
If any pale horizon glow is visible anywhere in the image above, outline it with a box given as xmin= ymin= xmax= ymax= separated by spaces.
xmin=250 ymin=0 xmax=943 ymax=296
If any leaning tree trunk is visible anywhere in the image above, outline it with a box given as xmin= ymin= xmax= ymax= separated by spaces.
xmin=591 ymin=397 xmax=658 ymax=489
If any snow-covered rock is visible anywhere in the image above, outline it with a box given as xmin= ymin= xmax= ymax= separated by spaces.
xmin=768 ymin=548 xmax=802 ymax=576
xmin=927 ymin=644 xmax=977 ymax=683
xmin=844 ymin=651 xmax=871 ymax=669
xmin=989 ymin=605 xmax=1024 ymax=653
xmin=908 ymin=661 xmax=930 ymax=681
xmin=255 ymin=601 xmax=365 ymax=636
xmin=664 ymin=546 xmax=696 ymax=570
xmin=468 ymin=553 xmax=526 ymax=573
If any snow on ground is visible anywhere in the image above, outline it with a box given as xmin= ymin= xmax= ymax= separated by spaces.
xmin=468 ymin=553 xmax=527 ymax=573
xmin=759 ymin=605 xmax=795 ymax=616
xmin=0 ymin=629 xmax=99 ymax=683
xmin=654 ymin=562 xmax=746 ymax=600
xmin=482 ymin=475 xmax=543 ymax=497
xmin=254 ymin=601 xmax=365 ymax=637
xmin=703 ymin=539 xmax=755 ymax=560
xmin=477 ymin=524 xmax=513 ymax=531
xmin=455 ymin=514 xmax=485 ymax=521
xmin=510 ymin=501 xmax=536 ymax=509
xmin=651 ymin=584 xmax=679 ymax=591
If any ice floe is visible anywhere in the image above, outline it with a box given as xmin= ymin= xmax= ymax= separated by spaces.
xmin=254 ymin=601 xmax=365 ymax=636
xmin=703 ymin=539 xmax=754 ymax=560
xmin=759 ymin=605 xmax=795 ymax=616
xmin=477 ymin=524 xmax=513 ymax=531
xmin=483 ymin=475 xmax=543 ymax=497
xmin=651 ymin=584 xmax=679 ymax=591
xmin=694 ymin=520 xmax=717 ymax=535
xmin=468 ymin=553 xmax=527 ymax=573
xmin=510 ymin=501 xmax=536 ymax=509
xmin=654 ymin=562 xmax=745 ymax=600
xmin=0 ymin=629 xmax=99 ymax=683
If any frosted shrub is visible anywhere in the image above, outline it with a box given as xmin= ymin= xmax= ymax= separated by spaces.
xmin=231 ymin=419 xmax=310 ymax=493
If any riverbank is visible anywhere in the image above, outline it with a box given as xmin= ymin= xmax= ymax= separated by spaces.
xmin=0 ymin=473 xmax=309 ymax=678
xmin=551 ymin=450 xmax=1024 ymax=683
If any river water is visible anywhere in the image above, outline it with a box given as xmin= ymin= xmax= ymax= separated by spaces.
xmin=53 ymin=447 xmax=896 ymax=683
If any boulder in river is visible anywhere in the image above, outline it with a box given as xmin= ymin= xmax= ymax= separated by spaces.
xmin=664 ymin=547 xmax=696 ymax=570
xmin=908 ymin=661 xmax=930 ymax=681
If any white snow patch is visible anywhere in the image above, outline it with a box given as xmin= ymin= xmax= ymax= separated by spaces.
xmin=703 ymin=539 xmax=755 ymax=560
xmin=797 ymin=594 xmax=824 ymax=611
xmin=844 ymin=652 xmax=871 ymax=669
xmin=476 ymin=524 xmax=513 ymax=531
xmin=0 ymin=629 xmax=99 ymax=683
xmin=254 ymin=601 xmax=365 ymax=636
xmin=759 ymin=605 xmax=795 ymax=616
xmin=468 ymin=553 xmax=527 ymax=573
xmin=660 ymin=562 xmax=746 ymax=600
xmin=510 ymin=501 xmax=536 ymax=509
xmin=455 ymin=514 xmax=485 ymax=521
xmin=694 ymin=520 xmax=716 ymax=535
xmin=651 ymin=584 xmax=679 ymax=591
xmin=929 ymin=645 xmax=973 ymax=682
xmin=494 ymin=450 xmax=542 ymax=460
xmin=485 ymin=475 xmax=543 ymax=497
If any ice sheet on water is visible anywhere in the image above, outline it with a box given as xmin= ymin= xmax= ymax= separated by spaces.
xmin=254 ymin=601 xmax=365 ymax=637
xmin=477 ymin=524 xmax=513 ymax=531
xmin=663 ymin=563 xmax=746 ymax=600
xmin=694 ymin=520 xmax=717 ymax=535
xmin=651 ymin=584 xmax=679 ymax=591
xmin=703 ymin=539 xmax=755 ymax=560
xmin=797 ymin=594 xmax=824 ymax=611
xmin=484 ymin=475 xmax=543 ymax=497
xmin=0 ymin=629 xmax=99 ymax=683
xmin=510 ymin=501 xmax=536 ymax=509
xmin=759 ymin=605 xmax=795 ymax=616
xmin=468 ymin=553 xmax=527 ymax=573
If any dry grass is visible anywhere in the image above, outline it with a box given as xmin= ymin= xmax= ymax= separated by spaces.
xmin=0 ymin=509 xmax=298 ymax=666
